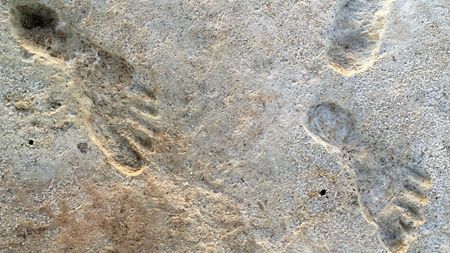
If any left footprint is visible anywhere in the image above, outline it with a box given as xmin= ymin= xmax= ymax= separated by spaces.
xmin=10 ymin=3 xmax=160 ymax=176
xmin=304 ymin=103 xmax=430 ymax=253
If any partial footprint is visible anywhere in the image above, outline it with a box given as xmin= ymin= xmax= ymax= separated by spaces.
xmin=10 ymin=3 xmax=159 ymax=176
xmin=304 ymin=103 xmax=431 ymax=253
xmin=326 ymin=0 xmax=393 ymax=76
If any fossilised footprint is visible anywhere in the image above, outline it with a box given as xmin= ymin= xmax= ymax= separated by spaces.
xmin=10 ymin=3 xmax=159 ymax=176
xmin=326 ymin=0 xmax=393 ymax=76
xmin=304 ymin=103 xmax=431 ymax=253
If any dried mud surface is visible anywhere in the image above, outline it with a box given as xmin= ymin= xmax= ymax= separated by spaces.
xmin=0 ymin=0 xmax=448 ymax=252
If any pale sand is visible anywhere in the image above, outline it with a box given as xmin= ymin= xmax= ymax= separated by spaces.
xmin=0 ymin=0 xmax=448 ymax=252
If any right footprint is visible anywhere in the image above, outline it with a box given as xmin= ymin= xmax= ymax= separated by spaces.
xmin=10 ymin=3 xmax=160 ymax=176
xmin=304 ymin=103 xmax=431 ymax=253
xmin=326 ymin=0 xmax=393 ymax=76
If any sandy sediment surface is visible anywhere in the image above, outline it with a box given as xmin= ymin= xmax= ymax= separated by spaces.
xmin=0 ymin=0 xmax=448 ymax=252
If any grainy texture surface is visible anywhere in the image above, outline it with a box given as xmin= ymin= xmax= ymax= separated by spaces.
xmin=0 ymin=0 xmax=448 ymax=252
